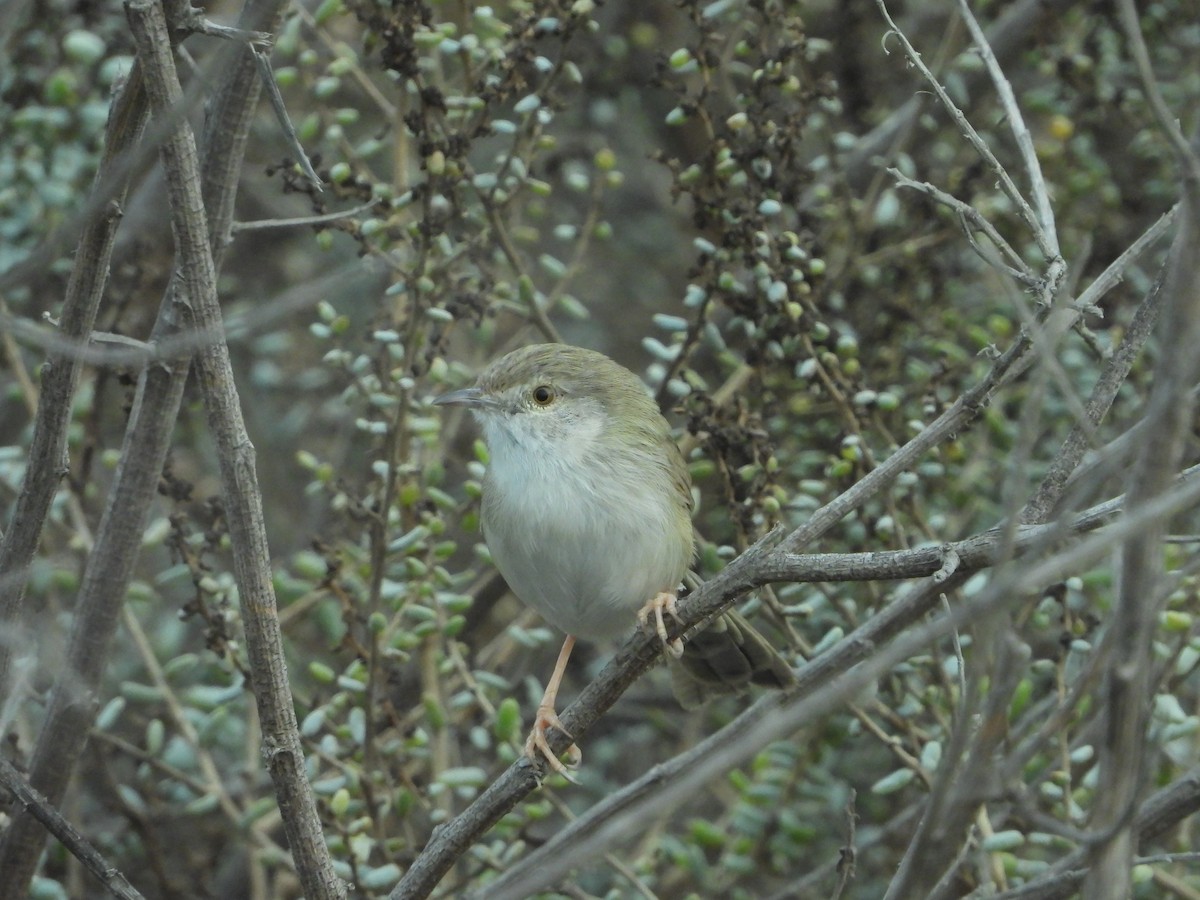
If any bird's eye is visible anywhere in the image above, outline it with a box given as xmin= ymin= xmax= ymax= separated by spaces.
xmin=531 ymin=385 xmax=555 ymax=406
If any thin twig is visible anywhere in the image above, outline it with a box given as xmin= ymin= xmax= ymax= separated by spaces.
xmin=889 ymin=169 xmax=1034 ymax=282
xmin=1072 ymin=204 xmax=1176 ymax=318
xmin=830 ymin=789 xmax=858 ymax=900
xmin=1022 ymin=257 xmax=1168 ymax=523
xmin=0 ymin=757 xmax=145 ymax=900
xmin=956 ymin=0 xmax=1059 ymax=258
xmin=187 ymin=15 xmax=273 ymax=48
xmin=465 ymin=471 xmax=1200 ymax=900
xmin=250 ymin=44 xmax=323 ymax=189
xmin=874 ymin=0 xmax=1053 ymax=262
xmin=992 ymin=768 xmax=1200 ymax=899
xmin=1115 ymin=0 xmax=1200 ymax=184
xmin=835 ymin=0 xmax=1077 ymax=197
xmin=0 ymin=257 xmax=378 ymax=368
xmin=231 ymin=200 xmax=378 ymax=232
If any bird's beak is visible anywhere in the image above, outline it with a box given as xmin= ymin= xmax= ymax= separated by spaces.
xmin=432 ymin=386 xmax=496 ymax=410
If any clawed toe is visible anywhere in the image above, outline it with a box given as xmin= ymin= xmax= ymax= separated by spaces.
xmin=524 ymin=706 xmax=581 ymax=782
xmin=638 ymin=591 xmax=686 ymax=658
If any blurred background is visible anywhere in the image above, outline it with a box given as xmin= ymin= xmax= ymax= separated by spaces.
xmin=1 ymin=0 xmax=1197 ymax=896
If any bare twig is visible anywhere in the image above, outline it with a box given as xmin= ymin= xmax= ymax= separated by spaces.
xmin=0 ymin=256 xmax=378 ymax=368
xmin=124 ymin=1 xmax=343 ymax=895
xmin=874 ymin=0 xmax=1054 ymax=263
xmin=1072 ymin=205 xmax=1176 ymax=318
xmin=1082 ymin=39 xmax=1200 ymax=900
xmin=956 ymin=0 xmax=1059 ymax=258
xmin=836 ymin=0 xmax=1077 ymax=195
xmin=0 ymin=62 xmax=150 ymax=697
xmin=886 ymin=632 xmax=1030 ymax=900
xmin=0 ymin=757 xmax=145 ymax=900
xmin=231 ymin=200 xmax=378 ymax=232
xmin=250 ymin=44 xmax=323 ymax=190
xmin=994 ymin=768 xmax=1200 ymax=900
xmin=118 ymin=608 xmax=289 ymax=857
xmin=452 ymin=470 xmax=1200 ymax=900
xmin=1115 ymin=0 xmax=1200 ymax=185
xmin=889 ymin=169 xmax=1033 ymax=283
xmin=776 ymin=320 xmax=1035 ymax=557
xmin=1022 ymin=258 xmax=1168 ymax=523
xmin=831 ymin=789 xmax=858 ymax=900
xmin=186 ymin=13 xmax=272 ymax=47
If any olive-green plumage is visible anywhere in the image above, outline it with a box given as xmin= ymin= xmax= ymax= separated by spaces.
xmin=435 ymin=344 xmax=794 ymax=770
xmin=439 ymin=343 xmax=793 ymax=697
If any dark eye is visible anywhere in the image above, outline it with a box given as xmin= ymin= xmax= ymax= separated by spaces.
xmin=531 ymin=385 xmax=555 ymax=406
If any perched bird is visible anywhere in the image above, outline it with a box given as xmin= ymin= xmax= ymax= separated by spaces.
xmin=435 ymin=343 xmax=795 ymax=776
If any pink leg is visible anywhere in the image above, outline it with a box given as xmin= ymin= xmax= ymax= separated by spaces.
xmin=524 ymin=635 xmax=582 ymax=779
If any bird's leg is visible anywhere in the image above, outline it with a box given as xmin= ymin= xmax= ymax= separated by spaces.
xmin=637 ymin=591 xmax=685 ymax=658
xmin=524 ymin=635 xmax=582 ymax=779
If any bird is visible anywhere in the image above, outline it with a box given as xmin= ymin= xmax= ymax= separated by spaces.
xmin=434 ymin=343 xmax=795 ymax=776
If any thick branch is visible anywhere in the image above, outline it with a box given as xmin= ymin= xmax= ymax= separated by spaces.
xmin=995 ymin=768 xmax=1200 ymax=900
xmin=1083 ymin=111 xmax=1200 ymax=896
xmin=0 ymin=120 xmax=193 ymax=900
xmin=456 ymin=475 xmax=1200 ymax=899
xmin=123 ymin=1 xmax=344 ymax=896
xmin=0 ymin=0 xmax=310 ymax=893
xmin=391 ymin=460 xmax=1200 ymax=897
xmin=0 ymin=63 xmax=149 ymax=696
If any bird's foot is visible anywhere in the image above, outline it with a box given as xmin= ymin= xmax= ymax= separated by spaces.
xmin=637 ymin=591 xmax=685 ymax=658
xmin=524 ymin=702 xmax=581 ymax=782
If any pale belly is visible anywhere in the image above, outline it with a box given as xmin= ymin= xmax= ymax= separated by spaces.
xmin=482 ymin=478 xmax=690 ymax=641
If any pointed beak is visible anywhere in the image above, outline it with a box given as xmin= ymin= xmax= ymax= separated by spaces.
xmin=432 ymin=386 xmax=497 ymax=410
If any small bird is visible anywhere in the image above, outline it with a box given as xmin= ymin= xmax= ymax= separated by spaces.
xmin=435 ymin=343 xmax=795 ymax=776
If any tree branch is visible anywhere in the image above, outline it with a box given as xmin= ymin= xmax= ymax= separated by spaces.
xmin=0 ymin=757 xmax=144 ymax=900
xmin=1083 ymin=102 xmax=1200 ymax=900
xmin=994 ymin=768 xmax=1200 ymax=900
xmin=123 ymin=0 xmax=344 ymax=895
xmin=391 ymin=455 xmax=1200 ymax=897
xmin=874 ymin=0 xmax=1056 ymax=263
xmin=453 ymin=473 xmax=1200 ymax=899
xmin=0 ymin=0 xmax=325 ymax=894
xmin=838 ymin=0 xmax=1079 ymax=195
xmin=0 ymin=60 xmax=149 ymax=701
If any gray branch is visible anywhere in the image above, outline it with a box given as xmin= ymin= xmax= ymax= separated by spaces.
xmin=123 ymin=1 xmax=344 ymax=896
xmin=0 ymin=59 xmax=150 ymax=703
xmin=0 ymin=0 xmax=341 ymax=896
xmin=1082 ymin=92 xmax=1200 ymax=900
xmin=0 ymin=757 xmax=144 ymax=900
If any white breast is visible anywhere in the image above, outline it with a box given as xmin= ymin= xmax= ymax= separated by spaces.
xmin=480 ymin=413 xmax=690 ymax=641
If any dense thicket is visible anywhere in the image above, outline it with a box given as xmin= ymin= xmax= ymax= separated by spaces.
xmin=1 ymin=0 xmax=1198 ymax=897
